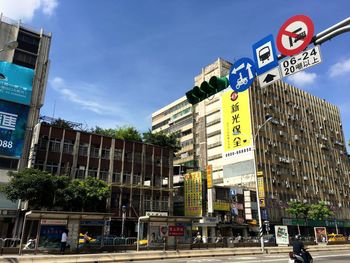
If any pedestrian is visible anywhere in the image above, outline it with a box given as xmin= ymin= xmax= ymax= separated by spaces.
xmin=60 ymin=229 xmax=68 ymax=254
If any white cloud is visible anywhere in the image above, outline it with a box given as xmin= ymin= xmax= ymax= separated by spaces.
xmin=50 ymin=77 xmax=124 ymax=116
xmin=329 ymin=58 xmax=350 ymax=77
xmin=287 ymin=71 xmax=317 ymax=87
xmin=0 ymin=0 xmax=58 ymax=22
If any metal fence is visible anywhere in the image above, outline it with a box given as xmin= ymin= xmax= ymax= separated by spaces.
xmin=0 ymin=238 xmax=21 ymax=255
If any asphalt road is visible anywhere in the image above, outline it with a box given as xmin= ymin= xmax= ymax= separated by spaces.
xmin=117 ymin=250 xmax=350 ymax=263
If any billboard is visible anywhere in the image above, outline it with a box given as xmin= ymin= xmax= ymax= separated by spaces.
xmin=221 ymin=89 xmax=255 ymax=187
xmin=184 ymin=172 xmax=202 ymax=217
xmin=0 ymin=100 xmax=29 ymax=158
xmin=0 ymin=61 xmax=34 ymax=105
xmin=275 ymin=225 xmax=289 ymax=245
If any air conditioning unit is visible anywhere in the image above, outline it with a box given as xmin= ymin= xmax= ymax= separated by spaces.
xmin=294 ymin=135 xmax=299 ymax=141
xmin=303 ymin=176 xmax=308 ymax=181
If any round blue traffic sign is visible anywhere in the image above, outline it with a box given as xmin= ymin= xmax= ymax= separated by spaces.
xmin=229 ymin=57 xmax=257 ymax=93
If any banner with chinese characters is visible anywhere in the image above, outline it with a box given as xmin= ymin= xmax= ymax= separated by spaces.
xmin=0 ymin=100 xmax=29 ymax=158
xmin=257 ymin=171 xmax=265 ymax=208
xmin=221 ymin=89 xmax=253 ymax=165
xmin=0 ymin=62 xmax=34 ymax=105
xmin=275 ymin=225 xmax=289 ymax=245
xmin=184 ymin=172 xmax=202 ymax=217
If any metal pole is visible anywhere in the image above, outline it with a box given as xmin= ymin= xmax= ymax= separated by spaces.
xmin=121 ymin=205 xmax=126 ymax=238
xmin=252 ymin=134 xmax=264 ymax=252
xmin=137 ymin=218 xmax=140 ymax=252
xmin=252 ymin=117 xmax=272 ymax=252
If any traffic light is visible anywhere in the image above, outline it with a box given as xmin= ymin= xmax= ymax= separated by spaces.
xmin=185 ymin=76 xmax=229 ymax=105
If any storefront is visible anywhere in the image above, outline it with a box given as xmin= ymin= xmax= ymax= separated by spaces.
xmin=19 ymin=210 xmax=111 ymax=254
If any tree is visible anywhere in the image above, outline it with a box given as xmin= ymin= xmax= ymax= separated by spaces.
xmin=91 ymin=125 xmax=142 ymax=142
xmin=62 ymin=176 xmax=110 ymax=212
xmin=143 ymin=129 xmax=181 ymax=151
xmin=0 ymin=169 xmax=70 ymax=210
xmin=286 ymin=201 xmax=309 ymax=235
xmin=307 ymin=202 xmax=334 ymax=220
xmin=51 ymin=118 xmax=77 ymax=130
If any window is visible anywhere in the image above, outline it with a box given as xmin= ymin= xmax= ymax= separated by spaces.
xmin=101 ymin=148 xmax=110 ymax=159
xmin=49 ymin=139 xmax=61 ymax=152
xmin=90 ymin=147 xmax=100 ymax=158
xmin=100 ymin=170 xmax=109 ymax=182
xmin=79 ymin=145 xmax=88 ymax=156
xmin=114 ymin=149 xmax=122 ymax=160
xmin=63 ymin=141 xmax=74 ymax=154
xmin=88 ymin=168 xmax=97 ymax=178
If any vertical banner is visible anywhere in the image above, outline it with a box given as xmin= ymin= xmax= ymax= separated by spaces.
xmin=221 ymin=89 xmax=253 ymax=164
xmin=0 ymin=100 xmax=29 ymax=158
xmin=244 ymin=190 xmax=252 ymax=220
xmin=275 ymin=225 xmax=289 ymax=245
xmin=257 ymin=171 xmax=265 ymax=208
xmin=184 ymin=172 xmax=203 ymax=217
xmin=206 ymin=164 xmax=213 ymax=188
xmin=0 ymin=61 xmax=34 ymax=105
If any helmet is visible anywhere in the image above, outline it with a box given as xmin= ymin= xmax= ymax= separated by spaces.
xmin=295 ymin=234 xmax=301 ymax=240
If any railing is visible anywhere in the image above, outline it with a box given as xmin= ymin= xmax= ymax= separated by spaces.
xmin=0 ymin=238 xmax=21 ymax=255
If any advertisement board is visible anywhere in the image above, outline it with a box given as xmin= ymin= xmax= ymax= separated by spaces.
xmin=0 ymin=100 xmax=29 ymax=158
xmin=221 ymin=89 xmax=255 ymax=187
xmin=314 ymin=227 xmax=327 ymax=243
xmin=275 ymin=225 xmax=289 ymax=245
xmin=0 ymin=61 xmax=34 ymax=105
xmin=184 ymin=172 xmax=202 ymax=217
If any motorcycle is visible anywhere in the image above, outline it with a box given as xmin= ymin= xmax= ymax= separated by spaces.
xmin=288 ymin=251 xmax=313 ymax=263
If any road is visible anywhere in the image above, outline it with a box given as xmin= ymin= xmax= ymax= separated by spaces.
xmin=115 ymin=250 xmax=350 ymax=263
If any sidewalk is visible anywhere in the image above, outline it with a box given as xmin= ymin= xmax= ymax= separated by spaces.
xmin=1 ymin=245 xmax=350 ymax=263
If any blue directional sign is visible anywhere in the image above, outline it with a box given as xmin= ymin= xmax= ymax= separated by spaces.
xmin=252 ymin=34 xmax=278 ymax=75
xmin=229 ymin=57 xmax=256 ymax=93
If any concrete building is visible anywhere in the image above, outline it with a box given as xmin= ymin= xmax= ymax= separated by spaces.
xmin=28 ymin=122 xmax=174 ymax=237
xmin=0 ymin=14 xmax=51 ymax=236
xmin=152 ymin=58 xmax=350 ymax=236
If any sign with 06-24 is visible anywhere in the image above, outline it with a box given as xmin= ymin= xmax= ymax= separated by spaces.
xmin=280 ymin=45 xmax=322 ymax=77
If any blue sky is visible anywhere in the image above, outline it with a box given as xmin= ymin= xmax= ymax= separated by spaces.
xmin=1 ymin=0 xmax=350 ymax=150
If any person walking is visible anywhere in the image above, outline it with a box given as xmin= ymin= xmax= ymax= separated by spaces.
xmin=60 ymin=229 xmax=68 ymax=254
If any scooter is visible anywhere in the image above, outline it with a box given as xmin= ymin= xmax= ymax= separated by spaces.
xmin=23 ymin=238 xmax=36 ymax=250
xmin=288 ymin=251 xmax=313 ymax=263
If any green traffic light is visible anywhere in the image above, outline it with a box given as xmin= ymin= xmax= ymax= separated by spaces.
xmin=185 ymin=76 xmax=229 ymax=105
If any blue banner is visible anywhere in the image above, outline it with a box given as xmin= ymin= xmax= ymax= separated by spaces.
xmin=0 ymin=100 xmax=29 ymax=158
xmin=0 ymin=61 xmax=34 ymax=105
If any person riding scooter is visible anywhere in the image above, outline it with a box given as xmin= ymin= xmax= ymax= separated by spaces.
xmin=291 ymin=235 xmax=313 ymax=263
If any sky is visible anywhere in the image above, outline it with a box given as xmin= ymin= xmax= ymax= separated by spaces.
xmin=1 ymin=0 xmax=350 ymax=151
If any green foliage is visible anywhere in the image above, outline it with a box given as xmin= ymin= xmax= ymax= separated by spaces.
xmin=63 ymin=177 xmax=110 ymax=212
xmin=0 ymin=169 xmax=109 ymax=212
xmin=307 ymin=202 xmax=334 ymax=220
xmin=0 ymin=169 xmax=70 ymax=209
xmin=143 ymin=129 xmax=181 ymax=151
xmin=91 ymin=125 xmax=142 ymax=142
xmin=286 ymin=201 xmax=309 ymax=219
xmin=51 ymin=118 xmax=77 ymax=129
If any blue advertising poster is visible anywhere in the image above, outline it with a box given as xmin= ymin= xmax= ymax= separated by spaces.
xmin=0 ymin=61 xmax=34 ymax=105
xmin=0 ymin=100 xmax=29 ymax=158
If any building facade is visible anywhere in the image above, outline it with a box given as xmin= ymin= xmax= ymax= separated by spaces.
xmin=152 ymin=58 xmax=350 ymax=236
xmin=0 ymin=14 xmax=51 ymax=236
xmin=28 ymin=122 xmax=174 ymax=236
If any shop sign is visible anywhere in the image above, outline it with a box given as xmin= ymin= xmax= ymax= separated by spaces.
xmin=80 ymin=220 xmax=105 ymax=226
xmin=213 ymin=202 xmax=230 ymax=211
xmin=145 ymin=211 xmax=168 ymax=217
xmin=275 ymin=225 xmax=289 ymax=245
xmin=41 ymin=219 xmax=67 ymax=225
xmin=168 ymin=226 xmax=185 ymax=236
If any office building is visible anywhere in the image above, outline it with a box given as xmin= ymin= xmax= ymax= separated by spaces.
xmin=28 ymin=122 xmax=174 ymax=236
xmin=0 ymin=14 xmax=51 ymax=236
xmin=152 ymin=58 xmax=350 ymax=235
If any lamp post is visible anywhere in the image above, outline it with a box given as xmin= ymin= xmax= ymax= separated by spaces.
xmin=252 ymin=116 xmax=273 ymax=252
xmin=121 ymin=205 xmax=126 ymax=238
xmin=0 ymin=41 xmax=18 ymax=53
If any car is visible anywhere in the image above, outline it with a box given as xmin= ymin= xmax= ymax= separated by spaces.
xmin=327 ymin=233 xmax=346 ymax=242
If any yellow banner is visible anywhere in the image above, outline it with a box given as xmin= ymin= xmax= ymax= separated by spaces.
xmin=184 ymin=172 xmax=203 ymax=217
xmin=206 ymin=165 xmax=213 ymax=189
xmin=213 ymin=202 xmax=230 ymax=211
xmin=257 ymin=175 xmax=265 ymax=208
xmin=221 ymin=89 xmax=252 ymax=158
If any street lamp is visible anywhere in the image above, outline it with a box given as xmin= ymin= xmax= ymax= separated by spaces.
xmin=121 ymin=205 xmax=127 ymax=238
xmin=0 ymin=41 xmax=18 ymax=53
xmin=234 ymin=115 xmax=273 ymax=251
xmin=252 ymin=116 xmax=273 ymax=251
